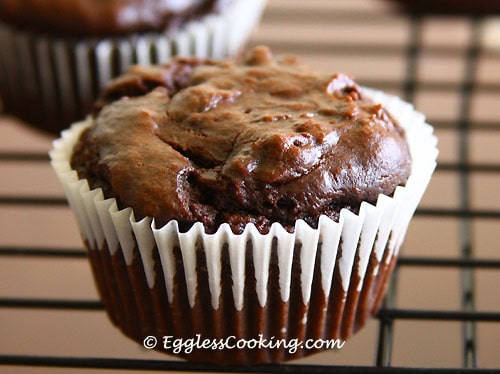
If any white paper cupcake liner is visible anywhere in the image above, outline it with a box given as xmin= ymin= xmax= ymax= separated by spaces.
xmin=49 ymin=89 xmax=438 ymax=364
xmin=0 ymin=0 xmax=267 ymax=134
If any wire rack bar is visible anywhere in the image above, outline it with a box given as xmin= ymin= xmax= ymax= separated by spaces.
xmin=1 ymin=197 xmax=499 ymax=220
xmin=264 ymin=7 xmax=500 ymax=20
xmin=0 ymin=298 xmax=103 ymax=310
xmin=260 ymin=41 xmax=494 ymax=58
xmin=2 ymin=296 xmax=500 ymax=324
xmin=3 ymin=247 xmax=500 ymax=269
xmin=0 ymin=152 xmax=49 ymax=162
xmin=436 ymin=164 xmax=500 ymax=173
xmin=0 ymin=196 xmax=68 ymax=206
xmin=427 ymin=121 xmax=500 ymax=130
xmin=377 ymin=309 xmax=500 ymax=322
xmin=458 ymin=18 xmax=481 ymax=368
xmin=2 ymin=247 xmax=500 ymax=272
xmin=2 ymin=151 xmax=500 ymax=174
xmin=414 ymin=209 xmax=500 ymax=219
xmin=2 ymin=355 xmax=497 ymax=373
xmin=376 ymin=271 xmax=399 ymax=367
xmin=0 ymin=293 xmax=500 ymax=322
xmin=397 ymin=257 xmax=500 ymax=269
xmin=4 ymin=156 xmax=500 ymax=175
xmin=0 ymin=246 xmax=87 ymax=258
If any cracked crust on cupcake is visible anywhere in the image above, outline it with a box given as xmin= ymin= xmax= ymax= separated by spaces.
xmin=70 ymin=46 xmax=412 ymax=234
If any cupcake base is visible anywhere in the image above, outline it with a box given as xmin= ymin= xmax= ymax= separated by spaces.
xmin=86 ymin=237 xmax=396 ymax=364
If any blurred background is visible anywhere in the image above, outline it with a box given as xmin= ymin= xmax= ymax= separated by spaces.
xmin=1 ymin=0 xmax=499 ymax=372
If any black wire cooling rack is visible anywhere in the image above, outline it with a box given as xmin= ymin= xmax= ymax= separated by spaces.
xmin=1 ymin=1 xmax=500 ymax=372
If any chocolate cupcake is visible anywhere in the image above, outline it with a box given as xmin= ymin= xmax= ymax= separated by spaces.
xmin=50 ymin=46 xmax=438 ymax=364
xmin=0 ymin=0 xmax=266 ymax=135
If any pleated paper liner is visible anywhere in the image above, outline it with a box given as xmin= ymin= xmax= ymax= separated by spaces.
xmin=0 ymin=0 xmax=267 ymax=135
xmin=50 ymin=89 xmax=438 ymax=364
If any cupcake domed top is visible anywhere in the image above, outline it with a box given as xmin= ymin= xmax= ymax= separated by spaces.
xmin=70 ymin=46 xmax=412 ymax=233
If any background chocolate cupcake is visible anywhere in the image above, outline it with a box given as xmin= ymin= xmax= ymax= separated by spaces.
xmin=50 ymin=47 xmax=438 ymax=364
xmin=0 ymin=0 xmax=267 ymax=135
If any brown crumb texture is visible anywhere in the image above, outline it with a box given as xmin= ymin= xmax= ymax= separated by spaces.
xmin=70 ymin=46 xmax=412 ymax=234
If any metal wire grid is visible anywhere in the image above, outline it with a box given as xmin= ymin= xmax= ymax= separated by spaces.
xmin=1 ymin=7 xmax=500 ymax=373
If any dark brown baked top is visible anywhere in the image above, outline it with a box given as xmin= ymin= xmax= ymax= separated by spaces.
xmin=0 ymin=0 xmax=230 ymax=36
xmin=71 ymin=46 xmax=412 ymax=234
